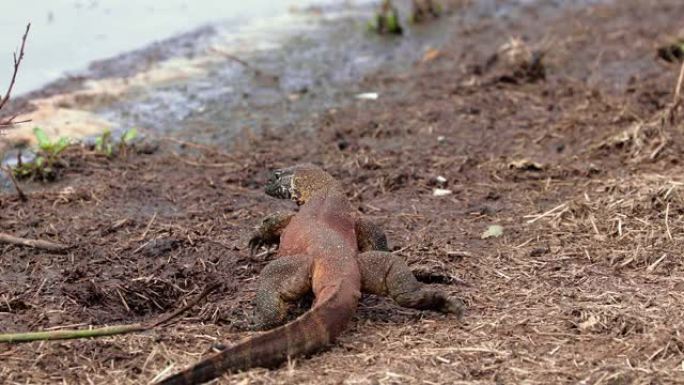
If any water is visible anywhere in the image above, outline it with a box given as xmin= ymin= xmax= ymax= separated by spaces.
xmin=0 ymin=0 xmax=329 ymax=96
xmin=0 ymin=0 xmax=609 ymax=191
xmin=94 ymin=2 xmax=457 ymax=143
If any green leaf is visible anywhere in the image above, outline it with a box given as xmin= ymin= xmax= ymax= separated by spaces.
xmin=481 ymin=224 xmax=504 ymax=239
xmin=95 ymin=129 xmax=112 ymax=152
xmin=53 ymin=137 xmax=70 ymax=155
xmin=13 ymin=166 xmax=30 ymax=177
xmin=387 ymin=14 xmax=400 ymax=33
xmin=35 ymin=156 xmax=45 ymax=167
xmin=33 ymin=127 xmax=51 ymax=150
xmin=122 ymin=128 xmax=138 ymax=143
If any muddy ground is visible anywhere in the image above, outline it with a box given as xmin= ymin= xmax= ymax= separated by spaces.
xmin=2 ymin=0 xmax=684 ymax=384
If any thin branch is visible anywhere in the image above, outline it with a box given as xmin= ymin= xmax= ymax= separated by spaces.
xmin=0 ymin=23 xmax=30 ymax=110
xmin=0 ymin=23 xmax=30 ymax=127
xmin=0 ymin=282 xmax=220 ymax=343
xmin=668 ymin=60 xmax=684 ymax=124
xmin=209 ymin=46 xmax=279 ymax=82
xmin=0 ymin=324 xmax=146 ymax=343
xmin=0 ymin=118 xmax=31 ymax=128
xmin=0 ymin=232 xmax=69 ymax=252
xmin=1 ymin=166 xmax=27 ymax=201
xmin=148 ymin=282 xmax=221 ymax=327
xmin=673 ymin=60 xmax=684 ymax=103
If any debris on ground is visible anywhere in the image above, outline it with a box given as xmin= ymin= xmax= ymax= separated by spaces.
xmin=411 ymin=0 xmax=441 ymax=23
xmin=3 ymin=1 xmax=684 ymax=384
xmin=657 ymin=40 xmax=684 ymax=63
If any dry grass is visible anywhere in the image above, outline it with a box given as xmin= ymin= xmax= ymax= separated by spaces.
xmin=3 ymin=0 xmax=684 ymax=384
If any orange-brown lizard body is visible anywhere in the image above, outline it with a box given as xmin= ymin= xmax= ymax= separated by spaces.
xmin=156 ymin=164 xmax=463 ymax=385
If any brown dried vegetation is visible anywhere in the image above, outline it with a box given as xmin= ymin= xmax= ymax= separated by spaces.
xmin=2 ymin=1 xmax=684 ymax=384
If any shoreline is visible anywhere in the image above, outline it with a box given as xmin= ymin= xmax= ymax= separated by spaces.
xmin=2 ymin=0 xmax=684 ymax=384
xmin=0 ymin=0 xmax=603 ymax=159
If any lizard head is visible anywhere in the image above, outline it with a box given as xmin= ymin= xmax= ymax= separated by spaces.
xmin=265 ymin=163 xmax=338 ymax=205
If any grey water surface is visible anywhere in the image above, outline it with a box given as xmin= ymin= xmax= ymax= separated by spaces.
xmin=0 ymin=0 xmax=331 ymax=96
xmin=0 ymin=0 xmax=607 ymax=191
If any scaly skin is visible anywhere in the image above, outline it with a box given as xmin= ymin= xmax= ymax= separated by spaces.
xmin=156 ymin=164 xmax=463 ymax=385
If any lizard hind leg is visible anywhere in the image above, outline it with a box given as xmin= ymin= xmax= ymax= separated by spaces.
xmin=253 ymin=254 xmax=314 ymax=330
xmin=358 ymin=251 xmax=464 ymax=317
xmin=355 ymin=218 xmax=389 ymax=252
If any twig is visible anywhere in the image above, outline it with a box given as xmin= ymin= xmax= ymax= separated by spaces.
xmin=209 ymin=47 xmax=278 ymax=81
xmin=665 ymin=202 xmax=673 ymax=241
xmin=646 ymin=253 xmax=667 ymax=273
xmin=172 ymin=152 xmax=240 ymax=169
xmin=1 ymin=166 xmax=27 ymax=201
xmin=0 ymin=23 xmax=30 ymax=127
xmin=668 ymin=60 xmax=684 ymax=124
xmin=0 ymin=118 xmax=31 ymax=128
xmin=148 ymin=282 xmax=221 ymax=328
xmin=0 ymin=282 xmax=220 ymax=343
xmin=0 ymin=232 xmax=69 ymax=252
xmin=135 ymin=212 xmax=157 ymax=242
xmin=524 ymin=202 xmax=568 ymax=224
xmin=0 ymin=324 xmax=146 ymax=343
xmin=673 ymin=60 xmax=684 ymax=103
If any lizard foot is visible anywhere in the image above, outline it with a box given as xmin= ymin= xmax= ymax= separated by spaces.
xmin=439 ymin=295 xmax=465 ymax=319
xmin=248 ymin=314 xmax=286 ymax=331
xmin=248 ymin=231 xmax=266 ymax=257
xmin=210 ymin=343 xmax=227 ymax=352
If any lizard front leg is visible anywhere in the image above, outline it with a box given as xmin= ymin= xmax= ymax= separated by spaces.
xmin=356 ymin=218 xmax=389 ymax=252
xmin=358 ymin=251 xmax=464 ymax=316
xmin=253 ymin=254 xmax=313 ymax=329
xmin=355 ymin=220 xmax=457 ymax=286
xmin=248 ymin=212 xmax=295 ymax=257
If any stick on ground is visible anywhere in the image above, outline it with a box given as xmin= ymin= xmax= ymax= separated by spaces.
xmin=0 ymin=324 xmax=147 ymax=343
xmin=2 ymin=166 xmax=27 ymax=201
xmin=0 ymin=232 xmax=69 ymax=252
xmin=0 ymin=282 xmax=220 ymax=343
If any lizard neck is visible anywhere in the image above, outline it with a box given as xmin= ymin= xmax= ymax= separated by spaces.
xmin=300 ymin=186 xmax=350 ymax=214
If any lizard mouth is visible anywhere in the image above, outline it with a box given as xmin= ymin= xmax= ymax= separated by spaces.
xmin=265 ymin=170 xmax=294 ymax=200
xmin=272 ymin=185 xmax=292 ymax=200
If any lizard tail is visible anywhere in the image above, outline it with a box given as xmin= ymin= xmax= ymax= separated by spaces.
xmin=155 ymin=280 xmax=359 ymax=385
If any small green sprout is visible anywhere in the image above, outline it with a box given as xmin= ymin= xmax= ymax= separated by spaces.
xmin=13 ymin=127 xmax=71 ymax=180
xmin=95 ymin=128 xmax=114 ymax=156
xmin=95 ymin=128 xmax=138 ymax=157
xmin=122 ymin=128 xmax=138 ymax=144
xmin=369 ymin=0 xmax=403 ymax=35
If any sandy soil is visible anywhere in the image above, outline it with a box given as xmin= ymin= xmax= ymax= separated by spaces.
xmin=2 ymin=0 xmax=684 ymax=384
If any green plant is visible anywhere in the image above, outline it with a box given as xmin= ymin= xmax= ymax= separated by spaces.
xmin=95 ymin=128 xmax=138 ymax=157
xmin=13 ymin=127 xmax=70 ymax=180
xmin=11 ymin=127 xmax=139 ymax=182
xmin=368 ymin=0 xmax=403 ymax=35
xmin=95 ymin=128 xmax=113 ymax=156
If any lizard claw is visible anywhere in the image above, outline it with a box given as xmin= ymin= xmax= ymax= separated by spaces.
xmin=248 ymin=232 xmax=264 ymax=257
xmin=211 ymin=343 xmax=227 ymax=352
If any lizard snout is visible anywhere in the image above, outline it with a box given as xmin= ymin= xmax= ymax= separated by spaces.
xmin=265 ymin=170 xmax=293 ymax=200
